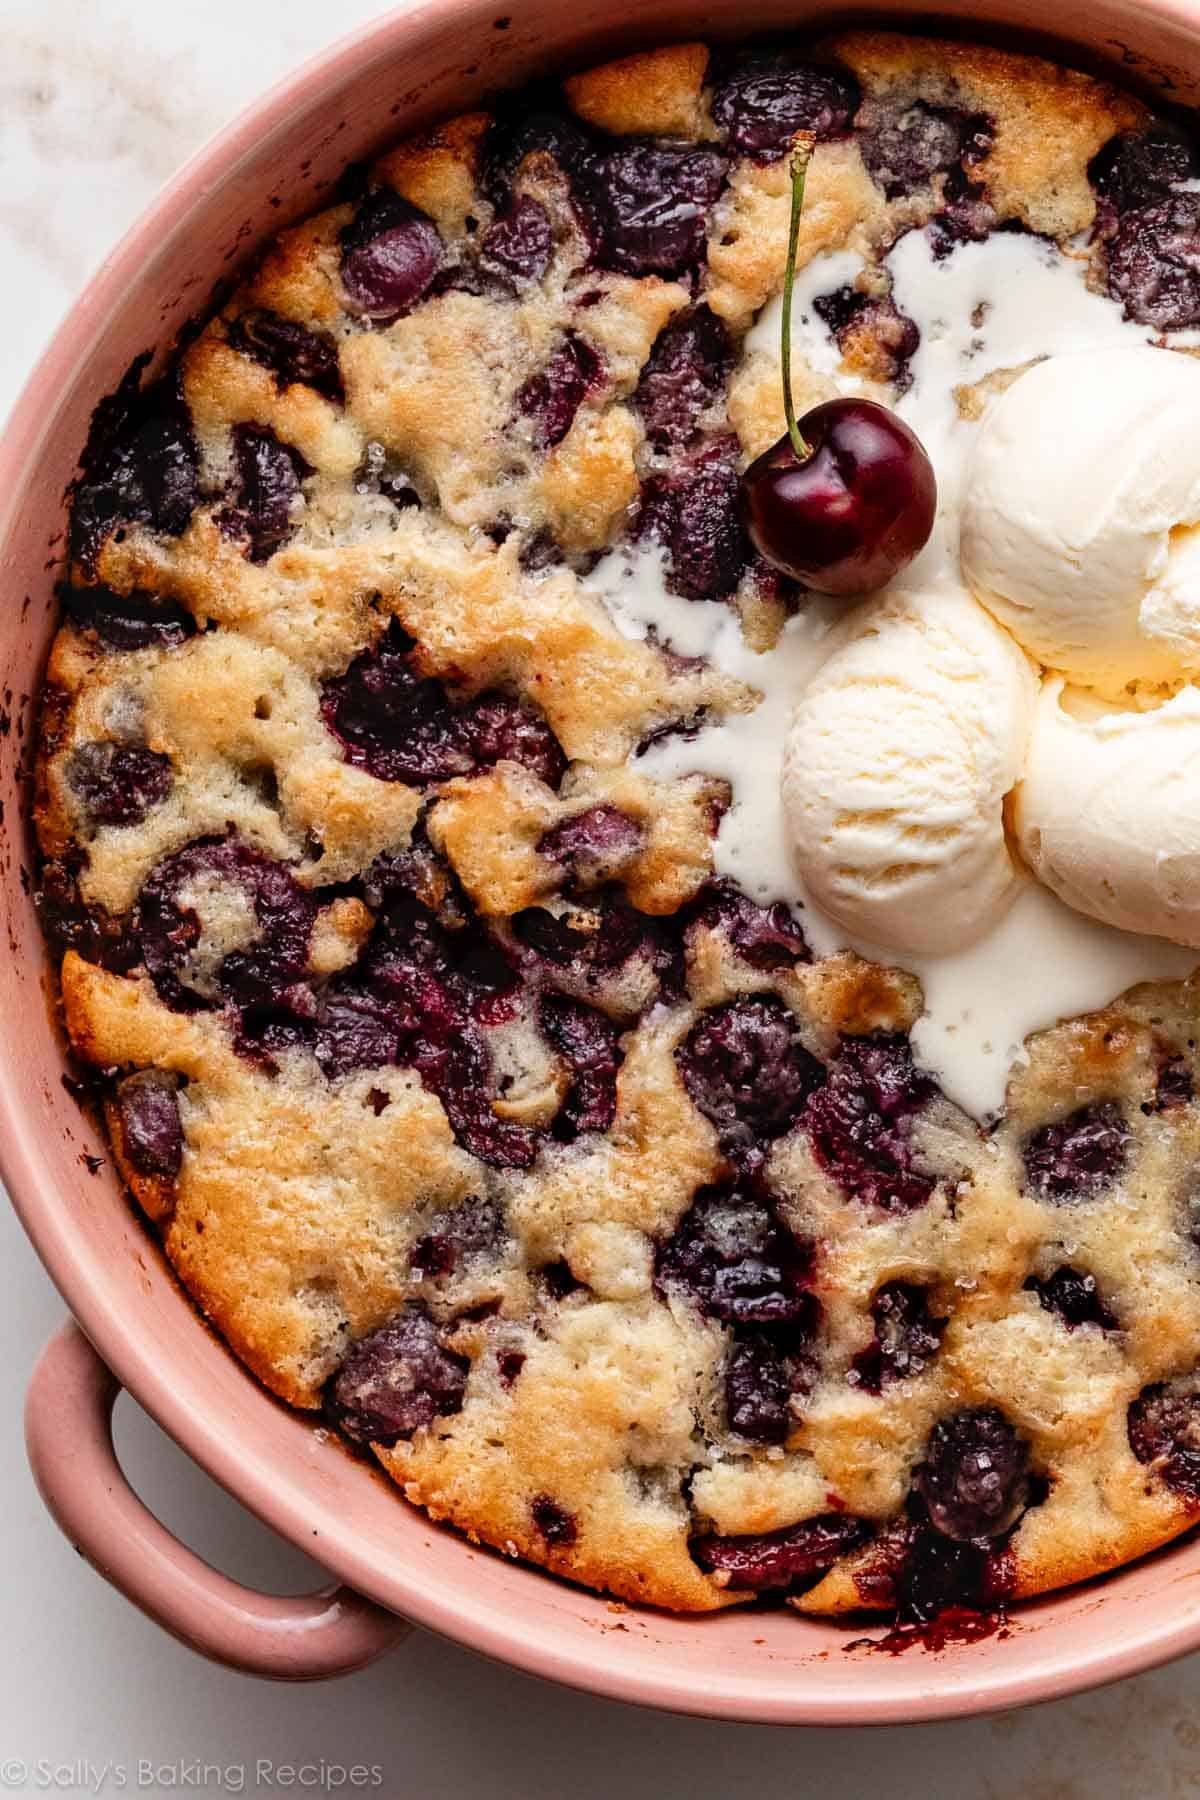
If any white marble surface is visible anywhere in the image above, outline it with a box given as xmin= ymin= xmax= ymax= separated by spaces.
xmin=3 ymin=4 xmax=1200 ymax=1793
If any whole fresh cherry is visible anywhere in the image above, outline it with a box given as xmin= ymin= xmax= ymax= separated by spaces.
xmin=739 ymin=135 xmax=937 ymax=596
xmin=741 ymin=399 xmax=936 ymax=594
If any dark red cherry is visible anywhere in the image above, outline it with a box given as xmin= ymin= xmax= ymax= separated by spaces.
xmin=736 ymin=132 xmax=936 ymax=598
xmin=339 ymin=190 xmax=443 ymax=324
xmin=740 ymin=399 xmax=936 ymax=595
xmin=325 ymin=1305 xmax=468 ymax=1446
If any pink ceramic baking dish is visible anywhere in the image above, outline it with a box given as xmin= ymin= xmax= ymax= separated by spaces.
xmin=8 ymin=0 xmax=1200 ymax=1721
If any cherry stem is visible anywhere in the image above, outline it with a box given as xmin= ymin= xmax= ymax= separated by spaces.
xmin=781 ymin=131 xmax=817 ymax=464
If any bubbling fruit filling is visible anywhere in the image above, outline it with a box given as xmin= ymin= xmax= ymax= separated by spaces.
xmin=37 ymin=27 xmax=1200 ymax=1632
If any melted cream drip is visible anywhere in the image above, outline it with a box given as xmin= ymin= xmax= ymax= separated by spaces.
xmin=586 ymin=229 xmax=1200 ymax=1122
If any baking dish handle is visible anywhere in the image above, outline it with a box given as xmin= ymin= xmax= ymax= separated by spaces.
xmin=24 ymin=1319 xmax=410 ymax=1679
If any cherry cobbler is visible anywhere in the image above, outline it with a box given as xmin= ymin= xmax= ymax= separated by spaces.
xmin=35 ymin=29 xmax=1200 ymax=1625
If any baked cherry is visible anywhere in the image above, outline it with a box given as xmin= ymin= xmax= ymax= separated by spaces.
xmin=738 ymin=135 xmax=936 ymax=596
xmin=725 ymin=1319 xmax=818 ymax=1443
xmin=516 ymin=331 xmax=603 ymax=449
xmin=914 ymin=1407 xmax=1031 ymax=1544
xmin=326 ymin=1305 xmax=468 ymax=1446
xmin=1129 ymin=1376 xmax=1200 ymax=1498
xmin=539 ymin=993 xmax=622 ymax=1138
xmin=113 ymin=1070 xmax=184 ymax=1178
xmin=226 ymin=309 xmax=344 ymax=403
xmin=410 ymin=1197 xmax=504 ymax=1277
xmin=1022 ymin=1100 xmax=1129 ymax=1204
xmin=531 ymin=1495 xmax=578 ymax=1546
xmin=339 ymin=189 xmax=443 ymax=323
xmin=67 ymin=741 xmax=172 ymax=829
xmin=62 ymin=585 xmax=195 ymax=651
xmin=692 ymin=1513 xmax=867 ymax=1593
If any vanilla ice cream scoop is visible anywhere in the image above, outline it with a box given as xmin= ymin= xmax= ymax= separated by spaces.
xmin=961 ymin=346 xmax=1200 ymax=696
xmin=1015 ymin=680 xmax=1200 ymax=947
xmin=782 ymin=588 xmax=1037 ymax=955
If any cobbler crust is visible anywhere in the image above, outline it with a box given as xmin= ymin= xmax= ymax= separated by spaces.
xmin=37 ymin=29 xmax=1200 ymax=1620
